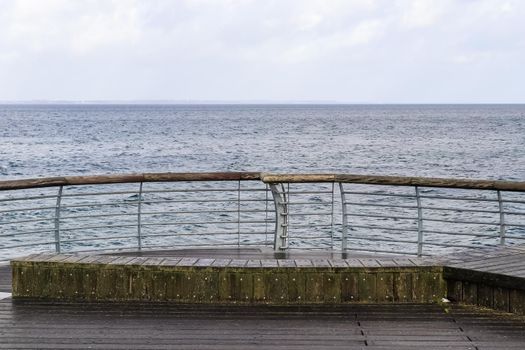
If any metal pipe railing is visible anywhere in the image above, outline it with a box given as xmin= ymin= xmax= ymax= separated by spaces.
xmin=1 ymin=172 xmax=524 ymax=261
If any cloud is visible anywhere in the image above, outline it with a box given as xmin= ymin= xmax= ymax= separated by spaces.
xmin=398 ymin=0 xmax=449 ymax=28
xmin=0 ymin=0 xmax=524 ymax=102
xmin=1 ymin=0 xmax=141 ymax=54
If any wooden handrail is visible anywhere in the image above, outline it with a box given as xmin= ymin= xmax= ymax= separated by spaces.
xmin=260 ymin=174 xmax=525 ymax=192
xmin=0 ymin=172 xmax=524 ymax=192
xmin=0 ymin=172 xmax=261 ymax=191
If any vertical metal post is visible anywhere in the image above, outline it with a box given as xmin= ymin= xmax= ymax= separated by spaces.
xmin=137 ymin=182 xmax=143 ymax=251
xmin=264 ymin=183 xmax=269 ymax=246
xmin=237 ymin=180 xmax=241 ymax=247
xmin=497 ymin=190 xmax=506 ymax=245
xmin=269 ymin=183 xmax=288 ymax=251
xmin=54 ymin=186 xmax=63 ymax=254
xmin=415 ymin=186 xmax=423 ymax=256
xmin=330 ymin=182 xmax=335 ymax=250
xmin=339 ymin=182 xmax=348 ymax=251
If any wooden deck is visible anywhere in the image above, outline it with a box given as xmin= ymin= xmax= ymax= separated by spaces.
xmin=0 ymin=298 xmax=524 ymax=349
xmin=446 ymin=245 xmax=525 ymax=278
xmin=0 ymin=264 xmax=11 ymax=293
xmin=2 ymin=247 xmax=525 ymax=348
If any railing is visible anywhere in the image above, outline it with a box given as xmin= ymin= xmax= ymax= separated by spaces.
xmin=1 ymin=172 xmax=524 ymax=261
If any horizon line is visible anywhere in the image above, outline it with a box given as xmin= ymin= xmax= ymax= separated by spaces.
xmin=1 ymin=100 xmax=525 ymax=105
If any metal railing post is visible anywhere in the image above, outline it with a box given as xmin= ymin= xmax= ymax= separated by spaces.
xmin=137 ymin=182 xmax=143 ymax=251
xmin=339 ymin=182 xmax=348 ymax=251
xmin=415 ymin=186 xmax=423 ymax=256
xmin=54 ymin=186 xmax=63 ymax=253
xmin=330 ymin=182 xmax=335 ymax=250
xmin=264 ymin=183 xmax=269 ymax=246
xmin=269 ymin=183 xmax=288 ymax=251
xmin=497 ymin=190 xmax=506 ymax=245
xmin=237 ymin=180 xmax=241 ymax=247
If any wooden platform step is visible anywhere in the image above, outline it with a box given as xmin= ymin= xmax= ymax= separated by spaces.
xmin=10 ymin=253 xmax=445 ymax=304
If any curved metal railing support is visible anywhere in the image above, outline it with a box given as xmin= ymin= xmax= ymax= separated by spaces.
xmin=269 ymin=183 xmax=288 ymax=251
xmin=1 ymin=172 xmax=525 ymax=261
xmin=339 ymin=182 xmax=349 ymax=252
xmin=53 ymin=186 xmax=63 ymax=254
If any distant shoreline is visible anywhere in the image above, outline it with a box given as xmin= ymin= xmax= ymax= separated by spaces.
xmin=1 ymin=101 xmax=524 ymax=106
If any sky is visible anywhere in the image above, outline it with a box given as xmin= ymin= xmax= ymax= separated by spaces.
xmin=0 ymin=0 xmax=524 ymax=103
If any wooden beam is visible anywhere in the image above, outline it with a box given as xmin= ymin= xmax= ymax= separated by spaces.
xmin=1 ymin=172 xmax=524 ymax=192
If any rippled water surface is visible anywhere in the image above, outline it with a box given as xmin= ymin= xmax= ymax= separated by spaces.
xmin=1 ymin=104 xmax=524 ymax=180
xmin=1 ymin=104 xmax=524 ymax=258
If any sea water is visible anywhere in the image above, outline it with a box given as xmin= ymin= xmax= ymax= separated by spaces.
xmin=1 ymin=104 xmax=524 ymax=180
xmin=1 ymin=104 xmax=524 ymax=257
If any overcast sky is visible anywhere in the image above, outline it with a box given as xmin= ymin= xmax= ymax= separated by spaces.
xmin=0 ymin=0 xmax=524 ymax=103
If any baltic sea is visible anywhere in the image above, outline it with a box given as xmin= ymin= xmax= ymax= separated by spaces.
xmin=1 ymin=104 xmax=524 ymax=256
xmin=1 ymin=104 xmax=524 ymax=180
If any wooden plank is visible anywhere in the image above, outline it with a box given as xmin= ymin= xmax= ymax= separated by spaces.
xmin=0 ymin=172 xmax=262 ymax=190
xmin=376 ymin=273 xmax=394 ymax=302
xmin=294 ymin=259 xmax=313 ymax=267
xmin=259 ymin=173 xmax=525 ymax=192
xmin=287 ymin=271 xmax=306 ymax=303
xmin=3 ymin=171 xmax=513 ymax=192
xmin=462 ymin=282 xmax=478 ymax=305
xmin=447 ymin=280 xmax=463 ymax=303
xmin=394 ymin=273 xmax=413 ymax=303
xmin=260 ymin=259 xmax=279 ymax=268
xmin=165 ymin=271 xmax=189 ymax=301
xmin=509 ymin=289 xmax=525 ymax=314
xmin=0 ymin=301 xmax=525 ymax=350
xmin=311 ymin=259 xmax=331 ymax=268
xmin=254 ymin=273 xmax=289 ymax=303
xmin=341 ymin=272 xmax=359 ymax=302
xmin=277 ymin=260 xmax=296 ymax=268
xmin=477 ymin=284 xmax=494 ymax=308
xmin=322 ymin=273 xmax=341 ymax=303
xmin=0 ymin=265 xmax=13 ymax=293
xmin=413 ymin=272 xmax=444 ymax=303
xmin=444 ymin=267 xmax=525 ymax=292
xmin=211 ymin=259 xmax=231 ymax=267
xmin=358 ymin=273 xmax=377 ymax=302
xmin=194 ymin=259 xmax=215 ymax=267
xmin=462 ymin=255 xmax=525 ymax=270
xmin=218 ymin=272 xmax=253 ymax=302
xmin=345 ymin=259 xmax=364 ymax=267
xmin=493 ymin=287 xmax=510 ymax=312
xmin=159 ymin=258 xmax=181 ymax=266
xmin=377 ymin=259 xmax=398 ymax=268
xmin=393 ymin=258 xmax=416 ymax=267
xmin=328 ymin=260 xmax=348 ymax=268
xmin=245 ymin=260 xmax=261 ymax=268
xmin=176 ymin=258 xmax=199 ymax=267
xmin=305 ymin=273 xmax=324 ymax=303
xmin=358 ymin=259 xmax=381 ymax=268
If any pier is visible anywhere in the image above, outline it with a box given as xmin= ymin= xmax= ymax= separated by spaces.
xmin=1 ymin=172 xmax=525 ymax=348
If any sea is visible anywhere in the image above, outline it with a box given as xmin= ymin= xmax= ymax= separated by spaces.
xmin=1 ymin=104 xmax=524 ymax=258
xmin=1 ymin=104 xmax=524 ymax=180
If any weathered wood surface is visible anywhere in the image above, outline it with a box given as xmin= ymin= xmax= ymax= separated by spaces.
xmin=444 ymin=246 xmax=525 ymax=314
xmin=260 ymin=173 xmax=525 ymax=191
xmin=7 ymin=246 xmax=525 ymax=316
xmin=0 ymin=300 xmax=523 ymax=349
xmin=0 ymin=172 xmax=261 ymax=191
xmin=445 ymin=246 xmax=525 ymax=278
xmin=108 ymin=248 xmax=444 ymax=266
xmin=0 ymin=265 xmax=11 ymax=293
xmin=10 ymin=252 xmax=446 ymax=304
xmin=2 ymin=171 xmax=525 ymax=191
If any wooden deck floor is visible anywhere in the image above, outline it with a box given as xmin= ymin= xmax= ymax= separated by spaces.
xmin=2 ymin=247 xmax=525 ymax=348
xmin=0 ymin=264 xmax=11 ymax=293
xmin=0 ymin=299 xmax=524 ymax=349
xmin=446 ymin=245 xmax=525 ymax=277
